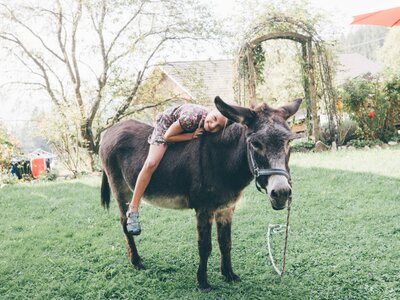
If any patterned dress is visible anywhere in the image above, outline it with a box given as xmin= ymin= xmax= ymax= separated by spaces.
xmin=148 ymin=104 xmax=209 ymax=145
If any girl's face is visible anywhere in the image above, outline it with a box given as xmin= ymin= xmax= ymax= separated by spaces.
xmin=204 ymin=110 xmax=227 ymax=133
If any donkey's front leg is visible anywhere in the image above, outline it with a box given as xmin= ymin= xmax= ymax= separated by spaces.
xmin=195 ymin=209 xmax=214 ymax=291
xmin=215 ymin=207 xmax=240 ymax=282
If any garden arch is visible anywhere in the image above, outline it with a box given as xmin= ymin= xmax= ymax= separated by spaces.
xmin=235 ymin=16 xmax=338 ymax=142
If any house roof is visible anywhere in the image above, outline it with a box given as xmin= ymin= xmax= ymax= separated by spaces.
xmin=160 ymin=59 xmax=235 ymax=103
xmin=160 ymin=54 xmax=382 ymax=102
xmin=27 ymin=148 xmax=56 ymax=159
xmin=336 ymin=53 xmax=383 ymax=84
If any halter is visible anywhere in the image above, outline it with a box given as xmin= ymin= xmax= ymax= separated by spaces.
xmin=247 ymin=142 xmax=291 ymax=193
xmin=247 ymin=141 xmax=293 ymax=276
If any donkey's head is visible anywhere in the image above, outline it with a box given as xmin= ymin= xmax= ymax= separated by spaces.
xmin=215 ymin=96 xmax=302 ymax=210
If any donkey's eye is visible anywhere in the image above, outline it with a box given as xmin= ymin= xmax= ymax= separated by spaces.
xmin=251 ymin=140 xmax=263 ymax=150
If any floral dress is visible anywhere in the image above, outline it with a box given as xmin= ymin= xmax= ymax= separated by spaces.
xmin=148 ymin=104 xmax=208 ymax=145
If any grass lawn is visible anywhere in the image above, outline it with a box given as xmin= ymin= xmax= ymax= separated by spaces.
xmin=1 ymin=147 xmax=399 ymax=299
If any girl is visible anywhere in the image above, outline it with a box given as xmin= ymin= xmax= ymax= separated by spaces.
xmin=126 ymin=103 xmax=227 ymax=235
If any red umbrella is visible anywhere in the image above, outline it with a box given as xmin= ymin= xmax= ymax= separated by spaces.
xmin=351 ymin=7 xmax=400 ymax=27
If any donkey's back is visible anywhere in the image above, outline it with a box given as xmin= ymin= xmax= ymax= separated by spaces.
xmin=100 ymin=119 xmax=152 ymax=164
xmin=100 ymin=119 xmax=206 ymax=210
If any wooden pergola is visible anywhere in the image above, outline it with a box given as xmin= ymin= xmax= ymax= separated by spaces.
xmin=235 ymin=16 xmax=338 ymax=141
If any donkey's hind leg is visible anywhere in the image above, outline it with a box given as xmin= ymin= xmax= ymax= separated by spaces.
xmin=195 ymin=209 xmax=214 ymax=291
xmin=108 ymin=174 xmax=144 ymax=269
xmin=121 ymin=216 xmax=144 ymax=269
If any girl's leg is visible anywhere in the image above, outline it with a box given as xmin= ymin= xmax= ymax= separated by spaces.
xmin=126 ymin=143 xmax=167 ymax=235
xmin=129 ymin=143 xmax=167 ymax=212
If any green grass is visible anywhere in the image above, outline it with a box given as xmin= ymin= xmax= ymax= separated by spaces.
xmin=1 ymin=148 xmax=399 ymax=299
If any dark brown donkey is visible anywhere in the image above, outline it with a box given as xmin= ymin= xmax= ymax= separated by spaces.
xmin=100 ymin=96 xmax=301 ymax=290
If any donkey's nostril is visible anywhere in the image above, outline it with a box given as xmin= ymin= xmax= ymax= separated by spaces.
xmin=271 ymin=188 xmax=291 ymax=199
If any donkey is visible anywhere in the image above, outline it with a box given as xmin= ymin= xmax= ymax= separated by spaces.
xmin=99 ymin=96 xmax=301 ymax=290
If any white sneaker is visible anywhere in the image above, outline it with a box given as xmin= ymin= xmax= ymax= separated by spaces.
xmin=126 ymin=211 xmax=141 ymax=235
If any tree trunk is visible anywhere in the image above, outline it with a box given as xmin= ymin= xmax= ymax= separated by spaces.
xmin=80 ymin=120 xmax=98 ymax=172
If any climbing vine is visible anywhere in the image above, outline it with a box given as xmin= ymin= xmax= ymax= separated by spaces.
xmin=252 ymin=44 xmax=266 ymax=84
xmin=234 ymin=6 xmax=338 ymax=142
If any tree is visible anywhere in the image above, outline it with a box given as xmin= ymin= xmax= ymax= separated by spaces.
xmin=378 ymin=27 xmax=400 ymax=74
xmin=0 ymin=0 xmax=219 ymax=171
xmin=341 ymin=26 xmax=388 ymax=61
xmin=0 ymin=122 xmax=20 ymax=172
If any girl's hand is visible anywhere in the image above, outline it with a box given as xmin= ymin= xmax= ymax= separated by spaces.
xmin=199 ymin=115 xmax=206 ymax=128
xmin=192 ymin=127 xmax=204 ymax=139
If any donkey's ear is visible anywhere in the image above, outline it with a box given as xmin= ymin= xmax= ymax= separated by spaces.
xmin=279 ymin=98 xmax=302 ymax=120
xmin=214 ymin=96 xmax=256 ymax=125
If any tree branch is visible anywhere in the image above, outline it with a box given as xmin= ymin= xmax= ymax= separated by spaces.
xmin=0 ymin=32 xmax=68 ymax=119
xmin=0 ymin=81 xmax=46 ymax=89
xmin=56 ymin=0 xmax=76 ymax=85
xmin=105 ymin=0 xmax=147 ymax=58
xmin=88 ymin=0 xmax=107 ymax=124
xmin=103 ymin=37 xmax=167 ymax=128
xmin=70 ymin=0 xmax=85 ymax=118
xmin=108 ymin=30 xmax=167 ymax=67
xmin=11 ymin=52 xmax=44 ymax=78
xmin=0 ymin=3 xmax=64 ymax=62
xmin=97 ymin=97 xmax=177 ymax=140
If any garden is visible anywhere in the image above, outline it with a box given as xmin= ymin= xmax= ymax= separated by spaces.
xmin=288 ymin=73 xmax=400 ymax=153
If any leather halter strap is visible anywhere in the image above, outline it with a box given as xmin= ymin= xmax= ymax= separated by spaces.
xmin=247 ymin=142 xmax=291 ymax=193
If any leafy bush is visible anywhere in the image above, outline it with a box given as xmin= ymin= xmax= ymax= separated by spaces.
xmin=346 ymin=139 xmax=383 ymax=148
xmin=38 ymin=170 xmax=58 ymax=181
xmin=320 ymin=119 xmax=358 ymax=145
xmin=291 ymin=139 xmax=315 ymax=152
xmin=0 ymin=123 xmax=21 ymax=171
xmin=0 ymin=172 xmax=19 ymax=186
xmin=340 ymin=73 xmax=400 ymax=142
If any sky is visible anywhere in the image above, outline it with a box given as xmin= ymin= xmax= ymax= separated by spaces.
xmin=1 ymin=0 xmax=400 ymax=127
xmin=208 ymin=0 xmax=400 ymax=35
xmin=211 ymin=0 xmax=400 ymax=20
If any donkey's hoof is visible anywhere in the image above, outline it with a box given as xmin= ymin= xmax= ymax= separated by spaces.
xmin=133 ymin=263 xmax=145 ymax=270
xmin=198 ymin=282 xmax=212 ymax=292
xmin=223 ymin=272 xmax=241 ymax=282
xmin=131 ymin=258 xmax=145 ymax=270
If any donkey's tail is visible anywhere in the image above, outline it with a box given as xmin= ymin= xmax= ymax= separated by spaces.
xmin=101 ymin=171 xmax=111 ymax=210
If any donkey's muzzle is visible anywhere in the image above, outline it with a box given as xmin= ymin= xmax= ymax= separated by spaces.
xmin=270 ymin=187 xmax=292 ymax=210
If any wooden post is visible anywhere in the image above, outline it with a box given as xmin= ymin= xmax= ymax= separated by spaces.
xmin=301 ymin=42 xmax=312 ymax=137
xmin=307 ymin=40 xmax=320 ymax=141
xmin=246 ymin=46 xmax=257 ymax=107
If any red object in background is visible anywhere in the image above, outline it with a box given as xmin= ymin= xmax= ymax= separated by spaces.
xmin=367 ymin=111 xmax=376 ymax=119
xmin=31 ymin=157 xmax=47 ymax=177
xmin=351 ymin=7 xmax=400 ymax=27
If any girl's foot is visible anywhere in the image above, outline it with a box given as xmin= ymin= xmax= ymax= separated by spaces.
xmin=126 ymin=211 xmax=141 ymax=235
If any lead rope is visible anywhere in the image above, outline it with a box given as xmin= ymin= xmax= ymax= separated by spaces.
xmin=246 ymin=142 xmax=292 ymax=276
xmin=266 ymin=197 xmax=291 ymax=276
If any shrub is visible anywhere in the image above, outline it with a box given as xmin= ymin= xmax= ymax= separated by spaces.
xmin=291 ymin=139 xmax=315 ymax=152
xmin=320 ymin=118 xmax=358 ymax=145
xmin=0 ymin=172 xmax=19 ymax=186
xmin=346 ymin=139 xmax=383 ymax=148
xmin=340 ymin=73 xmax=400 ymax=142
xmin=38 ymin=170 xmax=58 ymax=181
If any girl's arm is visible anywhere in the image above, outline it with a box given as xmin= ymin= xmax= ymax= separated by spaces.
xmin=163 ymin=120 xmax=203 ymax=143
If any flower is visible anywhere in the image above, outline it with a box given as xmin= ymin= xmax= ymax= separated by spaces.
xmin=336 ymin=100 xmax=344 ymax=111
xmin=367 ymin=111 xmax=376 ymax=119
